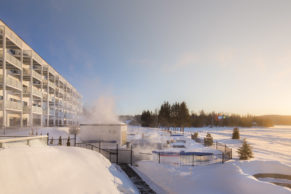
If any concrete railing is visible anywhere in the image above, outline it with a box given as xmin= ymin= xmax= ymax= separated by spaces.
xmin=23 ymin=69 xmax=42 ymax=81
xmin=5 ymin=27 xmax=22 ymax=48
xmin=6 ymin=51 xmax=22 ymax=69
xmin=0 ymin=136 xmax=48 ymax=148
xmin=4 ymin=100 xmax=23 ymax=111
xmin=32 ymin=106 xmax=42 ymax=114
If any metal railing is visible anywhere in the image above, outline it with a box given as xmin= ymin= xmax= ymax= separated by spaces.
xmin=76 ymin=142 xmax=133 ymax=165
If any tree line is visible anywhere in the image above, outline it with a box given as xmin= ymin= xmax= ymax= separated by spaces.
xmin=138 ymin=101 xmax=273 ymax=129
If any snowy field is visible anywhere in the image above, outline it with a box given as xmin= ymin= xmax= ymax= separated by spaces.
xmin=128 ymin=125 xmax=291 ymax=194
xmin=0 ymin=127 xmax=138 ymax=194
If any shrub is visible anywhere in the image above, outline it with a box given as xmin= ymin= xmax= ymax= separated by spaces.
xmin=67 ymin=136 xmax=71 ymax=146
xmin=191 ymin=132 xmax=198 ymax=140
xmin=58 ymin=136 xmax=62 ymax=146
xmin=237 ymin=139 xmax=253 ymax=160
xmin=204 ymin=133 xmax=213 ymax=146
xmin=232 ymin=128 xmax=240 ymax=139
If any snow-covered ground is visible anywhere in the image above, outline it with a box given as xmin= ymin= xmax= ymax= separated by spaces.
xmin=184 ymin=126 xmax=291 ymax=166
xmin=0 ymin=127 xmax=138 ymax=194
xmin=128 ymin=125 xmax=291 ymax=194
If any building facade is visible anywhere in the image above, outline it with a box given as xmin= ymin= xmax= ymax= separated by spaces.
xmin=0 ymin=20 xmax=82 ymax=128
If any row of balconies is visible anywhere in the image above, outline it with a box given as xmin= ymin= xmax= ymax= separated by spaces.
xmin=0 ymin=99 xmax=79 ymax=115
xmin=1 ymin=25 xmax=81 ymax=100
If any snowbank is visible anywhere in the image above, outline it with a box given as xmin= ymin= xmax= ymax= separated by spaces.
xmin=136 ymin=160 xmax=291 ymax=194
xmin=0 ymin=146 xmax=138 ymax=194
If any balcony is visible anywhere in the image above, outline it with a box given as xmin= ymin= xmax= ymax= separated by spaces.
xmin=23 ymin=106 xmax=30 ymax=114
xmin=32 ymin=106 xmax=42 ymax=114
xmin=23 ymin=106 xmax=42 ymax=114
xmin=49 ymin=109 xmax=55 ymax=116
xmin=32 ymin=87 xmax=42 ymax=97
xmin=32 ymin=51 xmax=43 ymax=65
xmin=5 ymin=51 xmax=22 ymax=69
xmin=23 ymin=69 xmax=42 ymax=81
xmin=5 ymin=27 xmax=22 ymax=48
xmin=43 ymin=79 xmax=55 ymax=89
xmin=0 ymin=74 xmax=22 ymax=91
xmin=23 ymin=87 xmax=42 ymax=98
xmin=6 ymin=100 xmax=22 ymax=111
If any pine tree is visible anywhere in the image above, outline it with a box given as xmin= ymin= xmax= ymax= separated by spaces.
xmin=141 ymin=110 xmax=154 ymax=127
xmin=58 ymin=136 xmax=62 ymax=146
xmin=232 ymin=128 xmax=240 ymax=139
xmin=67 ymin=136 xmax=70 ymax=146
xmin=237 ymin=139 xmax=253 ymax=160
xmin=158 ymin=101 xmax=171 ymax=129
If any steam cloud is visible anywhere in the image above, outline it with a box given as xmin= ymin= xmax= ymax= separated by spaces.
xmin=81 ymin=96 xmax=121 ymax=124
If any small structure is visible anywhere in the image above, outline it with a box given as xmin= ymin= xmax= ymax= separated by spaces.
xmin=79 ymin=123 xmax=127 ymax=145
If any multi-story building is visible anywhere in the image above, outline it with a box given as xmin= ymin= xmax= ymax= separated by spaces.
xmin=0 ymin=19 xmax=82 ymax=128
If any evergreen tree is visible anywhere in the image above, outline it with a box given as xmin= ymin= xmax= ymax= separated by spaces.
xmin=141 ymin=110 xmax=153 ymax=127
xmin=58 ymin=136 xmax=62 ymax=146
xmin=158 ymin=101 xmax=171 ymax=129
xmin=178 ymin=102 xmax=190 ymax=131
xmin=232 ymin=127 xmax=240 ymax=139
xmin=204 ymin=133 xmax=213 ymax=146
xmin=170 ymin=102 xmax=180 ymax=129
xmin=237 ymin=139 xmax=253 ymax=160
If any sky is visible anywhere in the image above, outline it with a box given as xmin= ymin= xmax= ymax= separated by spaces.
xmin=1 ymin=0 xmax=291 ymax=115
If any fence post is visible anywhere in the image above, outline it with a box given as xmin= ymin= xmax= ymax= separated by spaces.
xmin=99 ymin=141 xmax=101 ymax=153
xmin=230 ymin=148 xmax=232 ymax=159
xmin=192 ymin=155 xmax=194 ymax=166
xmin=158 ymin=153 xmax=160 ymax=164
xmin=74 ymin=133 xmax=76 ymax=146
xmin=222 ymin=153 xmax=225 ymax=164
xmin=130 ymin=144 xmax=133 ymax=166
xmin=47 ymin=133 xmax=49 ymax=145
xmin=116 ymin=144 xmax=119 ymax=164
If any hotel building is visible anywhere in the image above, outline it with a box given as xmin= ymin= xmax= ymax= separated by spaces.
xmin=0 ymin=19 xmax=82 ymax=128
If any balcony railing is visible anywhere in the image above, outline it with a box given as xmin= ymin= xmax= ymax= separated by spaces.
xmin=23 ymin=87 xmax=42 ymax=97
xmin=6 ymin=51 xmax=22 ymax=69
xmin=6 ymin=100 xmax=22 ymax=111
xmin=0 ymin=75 xmax=22 ymax=91
xmin=5 ymin=27 xmax=22 ymax=48
xmin=32 ymin=106 xmax=42 ymax=114
xmin=49 ymin=109 xmax=55 ymax=116
xmin=32 ymin=87 xmax=42 ymax=97
xmin=43 ymin=79 xmax=55 ymax=89
xmin=23 ymin=106 xmax=30 ymax=114
xmin=23 ymin=69 xmax=42 ymax=81
xmin=32 ymin=51 xmax=43 ymax=65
